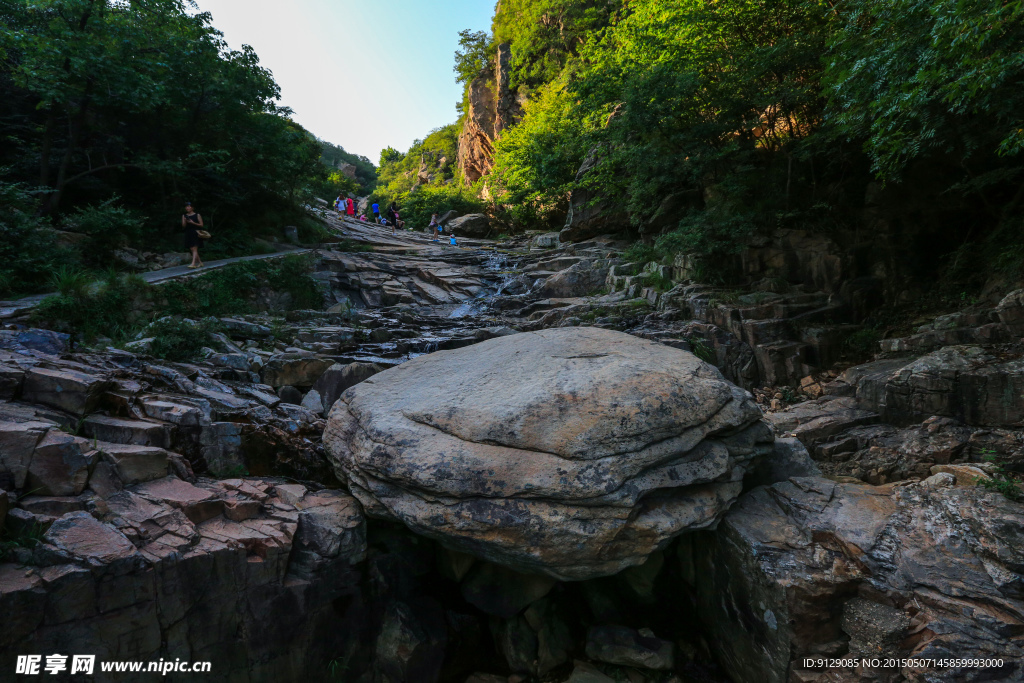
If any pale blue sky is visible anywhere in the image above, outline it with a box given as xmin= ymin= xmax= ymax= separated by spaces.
xmin=193 ymin=0 xmax=495 ymax=164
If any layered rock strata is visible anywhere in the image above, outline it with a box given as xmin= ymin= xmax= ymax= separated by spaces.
xmin=682 ymin=476 xmax=1024 ymax=683
xmin=325 ymin=327 xmax=774 ymax=580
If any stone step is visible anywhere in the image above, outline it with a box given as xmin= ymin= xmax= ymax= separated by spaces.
xmin=81 ymin=415 xmax=174 ymax=449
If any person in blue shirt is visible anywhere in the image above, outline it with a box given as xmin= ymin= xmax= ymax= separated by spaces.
xmin=371 ymin=202 xmax=380 ymax=222
xmin=449 ymin=233 xmax=458 ymax=247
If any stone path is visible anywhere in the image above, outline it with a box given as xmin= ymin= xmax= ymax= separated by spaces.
xmin=0 ymin=245 xmax=311 ymax=319
xmin=326 ymin=213 xmax=497 ymax=253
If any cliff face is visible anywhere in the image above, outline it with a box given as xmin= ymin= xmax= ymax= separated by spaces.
xmin=457 ymin=43 xmax=521 ymax=185
xmin=456 ymin=75 xmax=496 ymax=185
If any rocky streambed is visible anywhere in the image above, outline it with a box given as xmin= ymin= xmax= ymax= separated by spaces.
xmin=1 ymin=217 xmax=1023 ymax=682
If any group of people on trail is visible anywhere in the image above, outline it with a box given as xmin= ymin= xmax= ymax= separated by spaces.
xmin=327 ymin=195 xmax=460 ymax=246
xmin=334 ymin=196 xmax=355 ymax=219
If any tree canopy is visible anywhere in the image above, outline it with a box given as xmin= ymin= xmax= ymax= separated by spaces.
xmin=0 ymin=0 xmax=371 ymax=295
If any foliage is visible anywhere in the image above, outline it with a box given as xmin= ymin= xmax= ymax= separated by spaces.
xmin=394 ymin=184 xmax=486 ymax=231
xmin=571 ymin=0 xmax=832 ymax=225
xmin=454 ymin=29 xmax=494 ymax=86
xmin=33 ymin=270 xmax=148 ymax=342
xmin=64 ymin=199 xmax=147 ymax=267
xmin=32 ymin=254 xmax=320 ymax=342
xmin=843 ymin=327 xmax=882 ymax=358
xmin=488 ymin=81 xmax=586 ymax=230
xmin=159 ymin=254 xmax=322 ymax=318
xmin=980 ymin=454 xmax=1024 ymax=502
xmin=368 ymin=125 xmax=484 ymax=229
xmin=0 ymin=180 xmax=70 ymax=296
xmin=687 ymin=336 xmax=715 ymax=364
xmin=0 ymin=521 xmax=46 ymax=561
xmin=492 ymin=0 xmax=621 ymax=91
xmin=0 ymin=0 xmax=330 ymax=289
xmin=145 ymin=317 xmax=221 ymax=362
xmin=825 ymin=0 xmax=1024 ymax=180
xmin=318 ymin=140 xmax=377 ymax=194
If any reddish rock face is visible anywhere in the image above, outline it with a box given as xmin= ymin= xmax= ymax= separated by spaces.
xmin=457 ymin=75 xmax=497 ymax=185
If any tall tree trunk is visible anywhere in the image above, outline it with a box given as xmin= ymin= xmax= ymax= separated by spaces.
xmin=38 ymin=110 xmax=58 ymax=188
xmin=41 ymin=93 xmax=91 ymax=216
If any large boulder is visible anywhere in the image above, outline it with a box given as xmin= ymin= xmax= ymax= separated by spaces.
xmin=0 ymin=328 xmax=70 ymax=356
xmin=996 ymin=288 xmax=1024 ymax=336
xmin=446 ymin=214 xmax=492 ymax=238
xmin=559 ymin=148 xmax=629 ymax=244
xmin=22 ymin=367 xmax=110 ymax=416
xmin=324 ymin=327 xmax=773 ymax=580
xmin=535 ymin=260 xmax=612 ymax=298
xmin=312 ymin=362 xmax=383 ymax=414
xmin=682 ymin=477 xmax=1024 ymax=683
xmin=261 ymin=354 xmax=333 ymax=389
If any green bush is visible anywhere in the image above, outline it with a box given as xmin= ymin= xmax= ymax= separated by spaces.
xmin=160 ymin=254 xmax=321 ymax=317
xmin=64 ymin=200 xmax=147 ymax=268
xmin=0 ymin=181 xmax=74 ymax=297
xmin=33 ymin=270 xmax=148 ymax=342
xmin=395 ymin=184 xmax=486 ymax=230
xmin=146 ymin=318 xmax=222 ymax=362
xmin=843 ymin=327 xmax=882 ymax=358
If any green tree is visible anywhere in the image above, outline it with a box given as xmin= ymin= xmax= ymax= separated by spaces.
xmin=825 ymin=0 xmax=1024 ymax=181
xmin=453 ymin=29 xmax=493 ymax=85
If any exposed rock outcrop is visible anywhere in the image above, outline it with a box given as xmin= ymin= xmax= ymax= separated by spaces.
xmin=324 ymin=327 xmax=773 ymax=580
xmin=1 ymin=478 xmax=368 ymax=682
xmin=682 ymin=476 xmax=1024 ymax=683
xmin=560 ymin=148 xmax=630 ymax=244
xmin=446 ymin=213 xmax=492 ymax=238
xmin=457 ymin=75 xmax=496 ymax=185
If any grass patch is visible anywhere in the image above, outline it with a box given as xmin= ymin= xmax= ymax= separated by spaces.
xmin=642 ymin=271 xmax=675 ymax=292
xmin=981 ymin=452 xmax=1024 ymax=502
xmin=687 ymin=336 xmax=716 ymax=363
xmin=0 ymin=521 xmax=47 ymax=561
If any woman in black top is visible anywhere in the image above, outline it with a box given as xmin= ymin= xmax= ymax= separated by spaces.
xmin=182 ymin=202 xmax=205 ymax=269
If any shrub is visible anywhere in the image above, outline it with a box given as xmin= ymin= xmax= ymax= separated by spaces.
xmin=64 ymin=200 xmax=147 ymax=268
xmin=146 ymin=318 xmax=222 ymax=362
xmin=159 ymin=254 xmax=321 ymax=317
xmin=33 ymin=270 xmax=148 ymax=342
xmin=0 ymin=181 xmax=72 ymax=297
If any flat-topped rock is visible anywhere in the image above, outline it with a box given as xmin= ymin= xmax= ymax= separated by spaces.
xmin=325 ymin=327 xmax=773 ymax=580
xmin=133 ymin=476 xmax=223 ymax=523
xmin=22 ymin=366 xmax=110 ymax=416
xmin=44 ymin=511 xmax=142 ymax=568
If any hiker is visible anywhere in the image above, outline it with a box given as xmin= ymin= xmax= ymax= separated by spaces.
xmin=358 ymin=213 xmax=367 ymax=222
xmin=387 ymin=203 xmax=398 ymax=234
xmin=428 ymin=213 xmax=439 ymax=241
xmin=335 ymin=196 xmax=345 ymax=218
xmin=371 ymin=201 xmax=380 ymax=222
xmin=182 ymin=201 xmax=205 ymax=269
xmin=449 ymin=232 xmax=458 ymax=247
xmin=346 ymin=196 xmax=355 ymax=217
